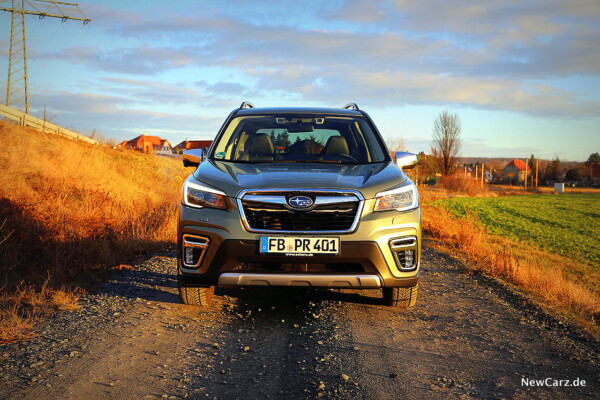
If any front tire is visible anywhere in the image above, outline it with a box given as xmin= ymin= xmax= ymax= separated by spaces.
xmin=382 ymin=284 xmax=419 ymax=308
xmin=178 ymin=283 xmax=214 ymax=306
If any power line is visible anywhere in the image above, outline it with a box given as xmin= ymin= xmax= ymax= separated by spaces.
xmin=89 ymin=0 xmax=140 ymax=20
xmin=1 ymin=0 xmax=91 ymax=114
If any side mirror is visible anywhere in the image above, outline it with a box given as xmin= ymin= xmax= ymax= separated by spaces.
xmin=183 ymin=149 xmax=205 ymax=168
xmin=395 ymin=151 xmax=418 ymax=169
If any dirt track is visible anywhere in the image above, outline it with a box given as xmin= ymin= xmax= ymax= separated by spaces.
xmin=1 ymin=245 xmax=598 ymax=399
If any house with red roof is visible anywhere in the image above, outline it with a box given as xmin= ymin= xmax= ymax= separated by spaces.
xmin=503 ymin=159 xmax=528 ymax=183
xmin=173 ymin=140 xmax=213 ymax=153
xmin=119 ymin=134 xmax=172 ymax=153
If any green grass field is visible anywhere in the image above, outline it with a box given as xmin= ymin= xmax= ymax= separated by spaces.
xmin=440 ymin=194 xmax=600 ymax=265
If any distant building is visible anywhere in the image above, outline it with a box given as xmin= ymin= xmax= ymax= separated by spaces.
xmin=503 ymin=159 xmax=528 ymax=183
xmin=119 ymin=134 xmax=172 ymax=153
xmin=173 ymin=140 xmax=213 ymax=153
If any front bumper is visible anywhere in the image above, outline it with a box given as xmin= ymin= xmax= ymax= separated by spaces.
xmin=178 ymin=197 xmax=421 ymax=289
xmin=218 ymin=273 xmax=382 ymax=288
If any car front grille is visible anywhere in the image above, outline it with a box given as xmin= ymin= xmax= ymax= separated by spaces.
xmin=239 ymin=191 xmax=362 ymax=233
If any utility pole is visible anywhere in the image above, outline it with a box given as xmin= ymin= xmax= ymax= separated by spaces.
xmin=1 ymin=0 xmax=90 ymax=114
xmin=536 ymin=160 xmax=539 ymax=188
xmin=481 ymin=163 xmax=484 ymax=188
xmin=416 ymin=165 xmax=419 ymax=186
xmin=525 ymin=159 xmax=528 ymax=190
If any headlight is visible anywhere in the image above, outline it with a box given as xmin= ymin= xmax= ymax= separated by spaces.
xmin=374 ymin=184 xmax=418 ymax=212
xmin=182 ymin=180 xmax=227 ymax=210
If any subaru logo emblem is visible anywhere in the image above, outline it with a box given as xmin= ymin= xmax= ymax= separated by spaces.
xmin=288 ymin=195 xmax=313 ymax=209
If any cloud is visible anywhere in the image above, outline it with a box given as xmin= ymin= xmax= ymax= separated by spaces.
xmin=46 ymin=45 xmax=201 ymax=74
xmin=32 ymin=1 xmax=600 ymax=120
xmin=202 ymin=81 xmax=250 ymax=96
xmin=459 ymin=138 xmax=541 ymax=159
xmin=291 ymin=71 xmax=599 ymax=117
xmin=28 ymin=90 xmax=223 ymax=142
xmin=401 ymin=136 xmax=543 ymax=159
xmin=95 ymin=77 xmax=244 ymax=107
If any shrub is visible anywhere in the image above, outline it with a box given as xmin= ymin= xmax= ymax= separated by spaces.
xmin=440 ymin=174 xmax=487 ymax=196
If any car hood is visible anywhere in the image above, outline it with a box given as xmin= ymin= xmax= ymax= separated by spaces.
xmin=192 ymin=161 xmax=408 ymax=199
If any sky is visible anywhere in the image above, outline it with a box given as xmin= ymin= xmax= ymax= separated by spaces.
xmin=0 ymin=0 xmax=599 ymax=161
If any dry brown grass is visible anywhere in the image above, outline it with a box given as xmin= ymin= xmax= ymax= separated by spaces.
xmin=0 ymin=121 xmax=190 ymax=342
xmin=422 ymin=202 xmax=600 ymax=335
xmin=440 ymin=174 xmax=489 ymax=196
xmin=0 ymin=281 xmax=82 ymax=343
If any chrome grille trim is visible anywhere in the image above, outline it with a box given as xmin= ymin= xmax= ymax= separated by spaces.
xmin=390 ymin=236 xmax=417 ymax=250
xmin=314 ymin=196 xmax=359 ymax=205
xmin=237 ymin=188 xmax=364 ymax=234
xmin=243 ymin=195 xmax=287 ymax=205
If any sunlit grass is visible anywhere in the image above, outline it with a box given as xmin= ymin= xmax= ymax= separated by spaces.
xmin=441 ymin=194 xmax=600 ymax=265
xmin=422 ymin=192 xmax=600 ymax=336
xmin=0 ymin=120 xmax=190 ymax=342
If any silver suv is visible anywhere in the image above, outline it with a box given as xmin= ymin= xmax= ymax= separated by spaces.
xmin=178 ymin=103 xmax=420 ymax=307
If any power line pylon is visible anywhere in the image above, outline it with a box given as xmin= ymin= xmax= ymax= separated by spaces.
xmin=1 ymin=0 xmax=90 ymax=114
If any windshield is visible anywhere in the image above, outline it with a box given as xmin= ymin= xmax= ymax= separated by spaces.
xmin=210 ymin=115 xmax=388 ymax=164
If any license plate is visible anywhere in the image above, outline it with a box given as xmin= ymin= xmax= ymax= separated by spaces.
xmin=259 ymin=237 xmax=340 ymax=255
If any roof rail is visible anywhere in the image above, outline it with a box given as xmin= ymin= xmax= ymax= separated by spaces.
xmin=342 ymin=103 xmax=360 ymax=111
xmin=239 ymin=101 xmax=255 ymax=110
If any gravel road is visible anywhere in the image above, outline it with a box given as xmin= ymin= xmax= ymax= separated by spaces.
xmin=1 ymin=244 xmax=598 ymax=399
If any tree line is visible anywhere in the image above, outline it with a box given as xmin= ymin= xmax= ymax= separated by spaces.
xmin=420 ymin=111 xmax=598 ymax=185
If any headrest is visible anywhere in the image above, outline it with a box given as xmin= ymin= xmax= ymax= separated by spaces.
xmin=247 ymin=133 xmax=275 ymax=155
xmin=324 ymin=136 xmax=349 ymax=156
xmin=289 ymin=139 xmax=323 ymax=155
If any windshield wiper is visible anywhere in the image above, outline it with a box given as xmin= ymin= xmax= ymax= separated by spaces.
xmin=270 ymin=159 xmax=360 ymax=165
xmin=313 ymin=160 xmax=359 ymax=165
xmin=271 ymin=159 xmax=316 ymax=163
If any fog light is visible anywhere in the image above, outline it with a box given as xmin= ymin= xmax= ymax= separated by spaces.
xmin=404 ymin=250 xmax=414 ymax=268
xmin=389 ymin=236 xmax=418 ymax=272
xmin=185 ymin=247 xmax=196 ymax=265
xmin=182 ymin=234 xmax=210 ymax=268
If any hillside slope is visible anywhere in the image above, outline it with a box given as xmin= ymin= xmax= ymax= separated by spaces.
xmin=0 ymin=121 xmax=190 ymax=341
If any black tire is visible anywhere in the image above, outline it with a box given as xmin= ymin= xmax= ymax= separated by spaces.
xmin=382 ymin=284 xmax=419 ymax=308
xmin=178 ymin=283 xmax=214 ymax=306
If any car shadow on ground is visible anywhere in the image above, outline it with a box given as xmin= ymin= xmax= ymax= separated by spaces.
xmin=100 ymin=261 xmax=387 ymax=309
xmin=216 ymin=286 xmax=384 ymax=310
xmin=97 ymin=269 xmax=181 ymax=304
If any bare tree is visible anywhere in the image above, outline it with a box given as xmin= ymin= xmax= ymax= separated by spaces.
xmin=431 ymin=111 xmax=462 ymax=177
xmin=386 ymin=137 xmax=406 ymax=161
xmin=386 ymin=137 xmax=406 ymax=152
